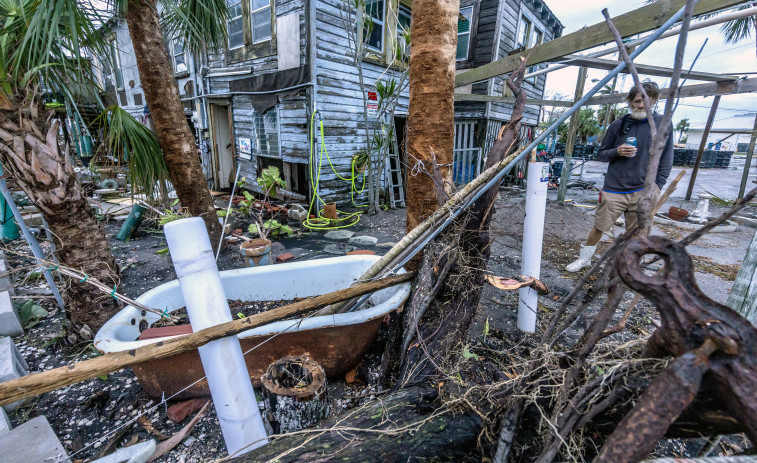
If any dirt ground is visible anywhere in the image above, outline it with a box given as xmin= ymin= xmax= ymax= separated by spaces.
xmin=3 ymin=184 xmax=753 ymax=462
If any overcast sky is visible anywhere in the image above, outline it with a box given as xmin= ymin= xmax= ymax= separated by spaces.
xmin=543 ymin=0 xmax=757 ymax=130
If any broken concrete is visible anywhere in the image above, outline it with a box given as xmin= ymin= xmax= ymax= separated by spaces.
xmin=0 ymin=292 xmax=23 ymax=337
xmin=0 ymin=416 xmax=70 ymax=463
xmin=324 ymin=230 xmax=354 ymax=241
xmin=349 ymin=235 xmax=379 ymax=247
xmin=0 ymin=336 xmax=29 ymax=412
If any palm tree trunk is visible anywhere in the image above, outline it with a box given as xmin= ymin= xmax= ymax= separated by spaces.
xmin=405 ymin=0 xmax=458 ymax=237
xmin=0 ymin=92 xmax=120 ymax=334
xmin=125 ymin=0 xmax=220 ymax=241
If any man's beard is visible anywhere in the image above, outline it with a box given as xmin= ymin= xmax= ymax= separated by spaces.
xmin=629 ymin=110 xmax=647 ymax=119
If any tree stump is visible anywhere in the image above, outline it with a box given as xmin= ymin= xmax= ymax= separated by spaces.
xmin=261 ymin=355 xmax=330 ymax=434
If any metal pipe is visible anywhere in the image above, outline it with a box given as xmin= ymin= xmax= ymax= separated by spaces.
xmin=216 ymin=162 xmax=242 ymax=260
xmin=0 ymin=171 xmax=64 ymax=310
xmin=518 ymin=162 xmax=549 ymax=332
xmin=524 ymin=5 xmax=757 ymax=80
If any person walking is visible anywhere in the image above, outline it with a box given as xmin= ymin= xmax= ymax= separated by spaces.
xmin=565 ymin=82 xmax=674 ymax=272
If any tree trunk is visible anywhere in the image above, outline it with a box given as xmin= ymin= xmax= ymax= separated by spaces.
xmin=233 ymin=387 xmax=482 ymax=462
xmin=125 ymin=0 xmax=220 ymax=241
xmin=0 ymin=92 xmax=120 ymax=333
xmin=405 ymin=0 xmax=458 ymax=242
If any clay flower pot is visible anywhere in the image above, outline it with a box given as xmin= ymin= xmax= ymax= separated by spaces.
xmin=668 ymin=206 xmax=689 ymax=222
xmin=240 ymin=238 xmax=273 ymax=267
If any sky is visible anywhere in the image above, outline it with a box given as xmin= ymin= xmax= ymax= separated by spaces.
xmin=542 ymin=0 xmax=757 ymax=131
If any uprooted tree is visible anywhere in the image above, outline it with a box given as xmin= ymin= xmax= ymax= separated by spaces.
xmin=235 ymin=1 xmax=756 ymax=461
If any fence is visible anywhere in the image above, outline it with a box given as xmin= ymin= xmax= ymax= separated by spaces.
xmin=453 ymin=148 xmax=483 ymax=185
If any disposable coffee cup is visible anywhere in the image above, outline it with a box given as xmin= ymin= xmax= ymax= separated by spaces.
xmin=625 ymin=137 xmax=637 ymax=157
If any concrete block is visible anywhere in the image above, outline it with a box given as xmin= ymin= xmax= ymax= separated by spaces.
xmin=0 ymin=292 xmax=22 ymax=337
xmin=0 ymin=260 xmax=15 ymax=296
xmin=0 ymin=336 xmax=29 ymax=412
xmin=349 ymin=235 xmax=378 ymax=247
xmin=324 ymin=230 xmax=354 ymax=241
xmin=0 ymin=408 xmax=11 ymax=436
xmin=0 ymin=416 xmax=70 ymax=463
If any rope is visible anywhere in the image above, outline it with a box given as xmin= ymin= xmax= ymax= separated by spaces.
xmin=302 ymin=110 xmax=366 ymax=231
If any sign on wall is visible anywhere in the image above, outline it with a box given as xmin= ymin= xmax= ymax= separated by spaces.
xmin=238 ymin=137 xmax=252 ymax=160
xmin=367 ymin=91 xmax=378 ymax=118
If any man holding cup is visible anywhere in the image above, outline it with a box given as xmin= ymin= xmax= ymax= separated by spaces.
xmin=565 ymin=82 xmax=674 ymax=272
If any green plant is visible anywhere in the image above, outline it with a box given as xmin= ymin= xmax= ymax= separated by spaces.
xmin=16 ymin=300 xmax=48 ymax=329
xmin=248 ymin=220 xmax=293 ymax=238
xmin=158 ymin=211 xmax=190 ymax=226
xmin=257 ymin=166 xmax=286 ymax=198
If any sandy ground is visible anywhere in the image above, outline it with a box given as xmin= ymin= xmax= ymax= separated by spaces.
xmin=3 ymin=171 xmax=754 ymax=461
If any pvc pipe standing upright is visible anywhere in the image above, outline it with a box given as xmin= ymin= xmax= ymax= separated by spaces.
xmin=518 ymin=162 xmax=549 ymax=333
xmin=164 ymin=217 xmax=268 ymax=456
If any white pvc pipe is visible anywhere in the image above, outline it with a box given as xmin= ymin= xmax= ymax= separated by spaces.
xmin=163 ymin=217 xmax=268 ymax=456
xmin=518 ymin=163 xmax=549 ymax=333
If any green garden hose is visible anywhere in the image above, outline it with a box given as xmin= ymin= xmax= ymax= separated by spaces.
xmin=303 ymin=111 xmax=368 ymax=231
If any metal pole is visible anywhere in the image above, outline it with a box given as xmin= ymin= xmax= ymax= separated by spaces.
xmin=0 ymin=172 xmax=64 ymax=310
xmin=215 ymin=162 xmax=242 ymax=260
xmin=738 ymin=112 xmax=757 ymax=199
xmin=558 ymin=66 xmax=587 ymax=202
xmin=346 ymin=4 xmax=692 ymax=313
xmin=686 ymin=95 xmax=720 ymax=200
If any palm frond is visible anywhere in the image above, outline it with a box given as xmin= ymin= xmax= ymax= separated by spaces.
xmin=161 ymin=0 xmax=229 ymax=55
xmin=719 ymin=12 xmax=756 ymax=43
xmin=93 ymin=105 xmax=170 ymax=203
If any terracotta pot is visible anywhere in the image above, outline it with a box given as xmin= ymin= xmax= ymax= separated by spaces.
xmin=240 ymin=238 xmax=273 ymax=267
xmin=668 ymin=206 xmax=689 ymax=222
xmin=323 ymin=202 xmax=338 ymax=220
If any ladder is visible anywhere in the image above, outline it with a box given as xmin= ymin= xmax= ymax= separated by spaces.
xmin=386 ymin=152 xmax=405 ymax=208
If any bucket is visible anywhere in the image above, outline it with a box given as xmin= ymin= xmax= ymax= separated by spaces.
xmin=668 ymin=207 xmax=689 ymax=222
xmin=240 ymin=238 xmax=272 ymax=267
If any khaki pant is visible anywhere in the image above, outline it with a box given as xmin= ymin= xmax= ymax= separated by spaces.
xmin=594 ymin=186 xmax=658 ymax=233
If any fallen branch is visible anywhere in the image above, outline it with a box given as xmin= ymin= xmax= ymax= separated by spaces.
xmin=0 ymin=271 xmax=415 ymax=406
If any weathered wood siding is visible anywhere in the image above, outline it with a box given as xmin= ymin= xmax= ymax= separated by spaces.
xmin=313 ymin=0 xmax=410 ymax=204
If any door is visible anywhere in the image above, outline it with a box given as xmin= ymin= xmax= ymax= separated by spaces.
xmin=210 ymin=103 xmax=235 ymax=189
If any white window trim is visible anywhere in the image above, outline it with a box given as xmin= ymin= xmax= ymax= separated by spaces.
xmin=254 ymin=105 xmax=281 ymax=159
xmin=227 ymin=0 xmax=244 ymax=50
xmin=172 ymin=38 xmax=188 ymax=75
xmin=457 ymin=5 xmax=473 ymax=61
xmin=365 ymin=0 xmax=385 ymax=53
xmin=251 ymin=0 xmax=272 ymax=44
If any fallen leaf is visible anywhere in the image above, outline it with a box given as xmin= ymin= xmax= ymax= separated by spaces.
xmin=138 ymin=415 xmax=170 ymax=440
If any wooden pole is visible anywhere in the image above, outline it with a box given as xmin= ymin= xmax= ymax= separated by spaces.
xmin=727 ymin=228 xmax=757 ymax=324
xmin=558 ymin=67 xmax=588 ymax=202
xmin=0 ymin=272 xmax=415 ymax=407
xmin=738 ymin=112 xmax=757 ymax=199
xmin=685 ymin=95 xmax=720 ymax=200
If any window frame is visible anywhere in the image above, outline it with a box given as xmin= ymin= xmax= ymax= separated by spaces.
xmin=456 ymin=5 xmax=474 ymax=62
xmin=396 ymin=2 xmax=411 ymax=57
xmin=364 ymin=0 xmax=386 ymax=53
xmin=251 ymin=0 xmax=272 ymax=44
xmin=518 ymin=15 xmax=532 ymax=49
xmin=253 ymin=105 xmax=281 ymax=159
xmin=171 ymin=37 xmax=188 ymax=76
xmin=227 ymin=0 xmax=245 ymax=50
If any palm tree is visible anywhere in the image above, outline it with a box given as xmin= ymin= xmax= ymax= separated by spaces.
xmin=675 ymin=117 xmax=690 ymax=143
xmin=0 ymin=0 xmax=228 ymax=334
xmin=0 ymin=0 xmax=123 ymax=334
xmin=124 ymin=0 xmax=228 ymax=241
xmin=717 ymin=3 xmax=757 ymax=59
xmin=576 ymin=107 xmax=600 ymax=144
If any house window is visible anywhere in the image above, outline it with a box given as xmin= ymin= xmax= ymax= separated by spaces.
xmin=251 ymin=0 xmax=272 ymax=43
xmin=172 ymin=38 xmax=188 ymax=74
xmin=227 ymin=0 xmax=244 ymax=49
xmin=456 ymin=6 xmax=473 ymax=61
xmin=518 ymin=16 xmax=531 ymax=48
xmin=527 ymin=29 xmax=543 ymax=76
xmin=253 ymin=106 xmax=280 ymax=158
xmin=365 ymin=0 xmax=385 ymax=52
xmin=397 ymin=4 xmax=411 ymax=56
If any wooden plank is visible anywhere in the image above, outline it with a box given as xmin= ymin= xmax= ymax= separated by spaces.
xmin=551 ymin=54 xmax=738 ymax=82
xmin=726 ymin=227 xmax=757 ymax=323
xmin=586 ymin=77 xmax=757 ymax=105
xmin=454 ymin=93 xmax=573 ymax=107
xmin=0 ymin=272 xmax=416 ymax=407
xmin=454 ymin=0 xmax=745 ymax=87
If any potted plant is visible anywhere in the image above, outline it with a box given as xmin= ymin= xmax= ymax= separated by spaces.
xmin=238 ymin=167 xmax=293 ymax=266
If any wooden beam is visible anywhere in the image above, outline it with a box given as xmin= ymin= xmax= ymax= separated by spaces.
xmin=455 ymin=0 xmax=745 ymax=87
xmin=707 ymin=129 xmax=756 ymax=135
xmin=453 ymin=94 xmax=573 ymax=107
xmin=739 ymin=113 xmax=757 ymax=198
xmin=455 ymin=78 xmax=757 ymax=109
xmin=585 ymin=77 xmax=757 ymax=106
xmin=558 ymin=67 xmax=587 ymax=202
xmin=551 ymin=54 xmax=738 ymax=83
xmin=0 ymin=272 xmax=416 ymax=407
